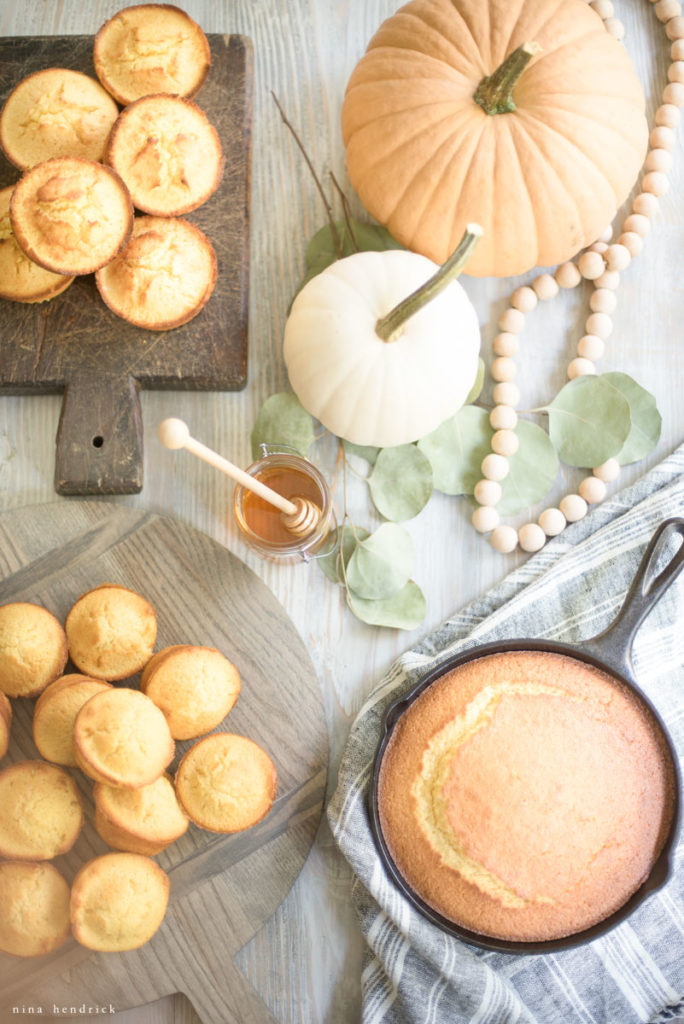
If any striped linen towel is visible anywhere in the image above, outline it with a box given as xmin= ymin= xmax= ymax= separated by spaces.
xmin=328 ymin=443 xmax=684 ymax=1024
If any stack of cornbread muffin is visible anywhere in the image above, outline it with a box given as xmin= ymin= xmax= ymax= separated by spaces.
xmin=0 ymin=582 xmax=276 ymax=958
xmin=0 ymin=4 xmax=221 ymax=330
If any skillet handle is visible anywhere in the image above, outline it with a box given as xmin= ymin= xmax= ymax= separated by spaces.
xmin=583 ymin=517 xmax=684 ymax=679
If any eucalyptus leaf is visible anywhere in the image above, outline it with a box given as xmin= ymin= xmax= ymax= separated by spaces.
xmin=346 ymin=523 xmax=414 ymax=600
xmin=317 ymin=523 xmax=369 ymax=584
xmin=465 ymin=358 xmax=486 ymax=405
xmin=297 ymin=218 xmax=403 ymax=294
xmin=250 ymin=393 xmax=315 ymax=460
xmin=347 ymin=580 xmax=426 ymax=630
xmin=343 ymin=440 xmax=380 ymax=465
xmin=600 ymin=372 xmax=662 ymax=465
xmin=544 ymin=375 xmax=631 ymax=468
xmin=497 ymin=420 xmax=559 ymax=516
xmin=417 ymin=406 xmax=493 ymax=495
xmin=368 ymin=445 xmax=433 ymax=521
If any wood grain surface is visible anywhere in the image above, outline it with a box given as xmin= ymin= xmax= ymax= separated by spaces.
xmin=0 ymin=501 xmax=327 ymax=1024
xmin=0 ymin=33 xmax=252 ymax=496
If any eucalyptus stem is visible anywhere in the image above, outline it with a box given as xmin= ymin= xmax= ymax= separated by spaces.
xmin=375 ymin=224 xmax=483 ymax=343
xmin=473 ymin=42 xmax=541 ymax=116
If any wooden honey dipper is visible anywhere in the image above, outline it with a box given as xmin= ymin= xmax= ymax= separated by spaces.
xmin=158 ymin=418 xmax=321 ymax=539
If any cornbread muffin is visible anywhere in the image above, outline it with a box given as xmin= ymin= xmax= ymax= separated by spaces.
xmin=74 ymin=687 xmax=174 ymax=788
xmin=176 ymin=733 xmax=277 ymax=833
xmin=0 ymin=691 xmax=11 ymax=759
xmin=0 ymin=601 xmax=68 ymax=698
xmin=95 ymin=215 xmax=217 ymax=330
xmin=0 ymin=185 xmax=73 ymax=303
xmin=377 ymin=651 xmax=676 ymax=943
xmin=65 ymin=583 xmax=157 ymax=680
xmin=33 ymin=674 xmax=112 ymax=766
xmin=70 ymin=852 xmax=169 ymax=951
xmin=94 ymin=773 xmax=189 ymax=855
xmin=0 ymin=760 xmax=83 ymax=860
xmin=10 ymin=158 xmax=134 ymax=276
xmin=94 ymin=4 xmax=211 ymax=106
xmin=0 ymin=861 xmax=71 ymax=958
xmin=0 ymin=68 xmax=119 ymax=170
xmin=105 ymin=94 xmax=223 ymax=215
xmin=141 ymin=644 xmax=241 ymax=739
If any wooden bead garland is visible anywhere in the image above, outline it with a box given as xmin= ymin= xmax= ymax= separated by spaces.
xmin=472 ymin=0 xmax=677 ymax=554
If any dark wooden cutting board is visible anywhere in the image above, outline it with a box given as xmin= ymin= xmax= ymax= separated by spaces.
xmin=0 ymin=33 xmax=252 ymax=496
xmin=0 ymin=502 xmax=327 ymax=1024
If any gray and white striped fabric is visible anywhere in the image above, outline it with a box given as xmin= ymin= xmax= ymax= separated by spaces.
xmin=328 ymin=443 xmax=684 ymax=1024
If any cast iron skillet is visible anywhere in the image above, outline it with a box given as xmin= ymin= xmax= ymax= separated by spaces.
xmin=370 ymin=517 xmax=684 ymax=954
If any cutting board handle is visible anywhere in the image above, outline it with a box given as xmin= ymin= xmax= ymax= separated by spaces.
xmin=55 ymin=373 xmax=143 ymax=494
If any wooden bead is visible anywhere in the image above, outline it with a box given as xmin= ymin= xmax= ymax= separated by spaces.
xmin=617 ymin=231 xmax=643 ymax=257
xmin=555 ymin=261 xmax=581 ymax=289
xmin=594 ymin=269 xmax=620 ymax=290
xmin=585 ymin=312 xmax=613 ymax=338
xmin=589 ymin=241 xmax=608 ymax=255
xmin=604 ymin=17 xmax=625 ymax=38
xmin=589 ymin=289 xmax=617 ymax=314
xmin=489 ymin=405 xmax=518 ymax=430
xmin=593 ymin=458 xmax=620 ymax=482
xmin=598 ymin=225 xmax=614 ymax=243
xmin=481 ymin=453 xmax=510 ymax=482
xmin=590 ymin=0 xmax=613 ymax=15
xmin=605 ymin=243 xmax=631 ymax=271
xmin=498 ymin=308 xmax=525 ymax=333
xmin=559 ymin=494 xmax=588 ymax=522
xmin=492 ymin=382 xmax=521 ymax=406
xmin=511 ymin=286 xmax=538 ymax=313
xmin=538 ymin=507 xmax=566 ymax=537
xmin=623 ymin=213 xmax=651 ymax=236
xmin=518 ymin=523 xmax=546 ymax=553
xmin=655 ymin=0 xmax=681 ymax=20
xmin=493 ymin=332 xmax=519 ymax=357
xmin=473 ymin=479 xmax=502 ymax=506
xmin=642 ymin=171 xmax=669 ymax=195
xmin=665 ymin=15 xmax=684 ymax=38
xmin=490 ymin=525 xmax=518 ymax=554
xmin=632 ymin=193 xmax=659 ymax=219
xmin=671 ymin=38 xmax=684 ymax=59
xmin=491 ymin=357 xmax=517 ymax=382
xmin=578 ymin=251 xmax=605 ymax=280
xmin=646 ymin=148 xmax=673 ymax=173
xmin=472 ymin=505 xmax=500 ymax=533
xmin=532 ymin=274 xmax=559 ymax=300
xmin=668 ymin=60 xmax=684 ymax=82
xmin=491 ymin=429 xmax=519 ymax=457
xmin=663 ymin=81 xmax=684 ymax=104
xmin=655 ymin=103 xmax=680 ymax=127
xmin=568 ymin=357 xmax=596 ymax=379
xmin=579 ymin=476 xmax=607 ymax=504
xmin=649 ymin=126 xmax=676 ymax=151
xmin=577 ymin=334 xmax=605 ymax=360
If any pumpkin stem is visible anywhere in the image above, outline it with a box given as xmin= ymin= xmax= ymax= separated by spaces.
xmin=375 ymin=224 xmax=483 ymax=343
xmin=473 ymin=42 xmax=541 ymax=116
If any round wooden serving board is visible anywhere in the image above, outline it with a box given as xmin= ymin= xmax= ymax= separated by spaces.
xmin=0 ymin=502 xmax=327 ymax=1024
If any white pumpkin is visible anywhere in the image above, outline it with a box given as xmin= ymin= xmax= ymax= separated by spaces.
xmin=283 ymin=231 xmax=481 ymax=448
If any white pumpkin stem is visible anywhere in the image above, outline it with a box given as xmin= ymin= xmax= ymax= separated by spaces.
xmin=375 ymin=224 xmax=483 ymax=343
xmin=474 ymin=42 xmax=542 ymax=116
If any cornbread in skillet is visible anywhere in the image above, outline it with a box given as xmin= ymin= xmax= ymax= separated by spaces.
xmin=10 ymin=158 xmax=134 ymax=276
xmin=377 ymin=650 xmax=675 ymax=943
xmin=141 ymin=644 xmax=241 ymax=739
xmin=33 ymin=674 xmax=112 ymax=766
xmin=93 ymin=4 xmax=211 ymax=106
xmin=74 ymin=687 xmax=174 ymax=788
xmin=176 ymin=733 xmax=277 ymax=833
xmin=0 ymin=760 xmax=83 ymax=860
xmin=65 ymin=583 xmax=156 ymax=680
xmin=0 ymin=691 xmax=11 ymax=759
xmin=0 ymin=861 xmax=71 ymax=957
xmin=95 ymin=215 xmax=217 ymax=330
xmin=0 ymin=601 xmax=68 ymax=698
xmin=70 ymin=852 xmax=169 ymax=951
xmin=0 ymin=68 xmax=118 ymax=170
xmin=94 ymin=773 xmax=189 ymax=855
xmin=105 ymin=94 xmax=222 ymax=215
xmin=0 ymin=185 xmax=73 ymax=302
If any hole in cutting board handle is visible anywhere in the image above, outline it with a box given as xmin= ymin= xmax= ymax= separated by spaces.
xmin=92 ymin=436 xmax=104 ymax=449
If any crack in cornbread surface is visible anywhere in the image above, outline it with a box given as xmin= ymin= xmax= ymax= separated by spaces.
xmin=0 ymin=861 xmax=71 ymax=957
xmin=0 ymin=601 xmax=68 ymax=698
xmin=0 ymin=760 xmax=83 ymax=859
xmin=378 ymin=650 xmax=675 ymax=942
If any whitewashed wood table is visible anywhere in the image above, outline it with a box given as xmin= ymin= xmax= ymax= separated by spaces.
xmin=0 ymin=1 xmax=683 ymax=1022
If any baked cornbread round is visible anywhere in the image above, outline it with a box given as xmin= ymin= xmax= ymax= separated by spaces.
xmin=175 ymin=733 xmax=277 ymax=833
xmin=0 ymin=68 xmax=119 ymax=170
xmin=74 ymin=687 xmax=174 ymax=788
xmin=0 ymin=601 xmax=68 ymax=698
xmin=33 ymin=674 xmax=112 ymax=766
xmin=377 ymin=651 xmax=676 ymax=943
xmin=0 ymin=691 xmax=11 ymax=759
xmin=105 ymin=94 xmax=223 ymax=215
xmin=95 ymin=215 xmax=217 ymax=330
xmin=10 ymin=158 xmax=134 ymax=276
xmin=70 ymin=852 xmax=169 ymax=951
xmin=0 ymin=185 xmax=73 ymax=303
xmin=0 ymin=861 xmax=71 ymax=958
xmin=141 ymin=644 xmax=241 ymax=739
xmin=94 ymin=4 xmax=211 ymax=106
xmin=0 ymin=760 xmax=83 ymax=860
xmin=65 ymin=583 xmax=157 ymax=680
xmin=94 ymin=773 xmax=189 ymax=855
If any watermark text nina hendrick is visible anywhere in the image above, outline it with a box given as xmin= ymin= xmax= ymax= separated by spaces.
xmin=11 ymin=1006 xmax=116 ymax=1015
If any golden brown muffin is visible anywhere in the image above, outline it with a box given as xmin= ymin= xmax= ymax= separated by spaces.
xmin=175 ymin=733 xmax=277 ymax=833
xmin=95 ymin=215 xmax=217 ymax=330
xmin=377 ymin=651 xmax=676 ymax=943
xmin=0 ymin=861 xmax=71 ymax=958
xmin=140 ymin=645 xmax=184 ymax=689
xmin=74 ymin=687 xmax=174 ymax=788
xmin=94 ymin=4 xmax=211 ymax=106
xmin=0 ymin=760 xmax=83 ymax=860
xmin=65 ymin=583 xmax=157 ymax=680
xmin=10 ymin=158 xmax=134 ymax=276
xmin=70 ymin=852 xmax=169 ymax=951
xmin=0 ymin=691 xmax=11 ymax=760
xmin=33 ymin=674 xmax=112 ymax=766
xmin=94 ymin=773 xmax=189 ymax=855
xmin=0 ymin=184 xmax=73 ymax=303
xmin=0 ymin=601 xmax=68 ymax=698
xmin=140 ymin=644 xmax=241 ymax=739
xmin=105 ymin=94 xmax=222 ymax=215
xmin=0 ymin=67 xmax=119 ymax=171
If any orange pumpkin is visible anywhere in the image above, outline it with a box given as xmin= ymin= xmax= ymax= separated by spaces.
xmin=342 ymin=0 xmax=648 ymax=277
